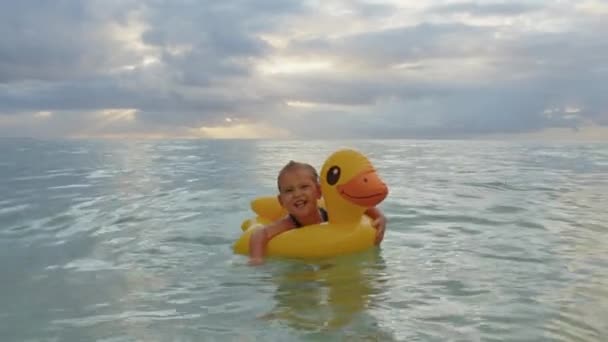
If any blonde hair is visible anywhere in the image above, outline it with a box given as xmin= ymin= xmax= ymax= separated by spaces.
xmin=277 ymin=160 xmax=319 ymax=191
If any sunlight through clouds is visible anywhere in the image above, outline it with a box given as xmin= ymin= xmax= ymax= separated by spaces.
xmin=256 ymin=57 xmax=334 ymax=75
xmin=195 ymin=122 xmax=291 ymax=139
xmin=34 ymin=111 xmax=53 ymax=119
xmin=98 ymin=109 xmax=137 ymax=123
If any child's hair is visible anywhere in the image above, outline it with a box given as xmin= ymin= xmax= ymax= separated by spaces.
xmin=277 ymin=160 xmax=319 ymax=191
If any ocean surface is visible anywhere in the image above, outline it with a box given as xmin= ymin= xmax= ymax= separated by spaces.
xmin=1 ymin=138 xmax=607 ymax=342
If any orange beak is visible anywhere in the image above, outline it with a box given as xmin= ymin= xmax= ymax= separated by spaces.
xmin=337 ymin=169 xmax=388 ymax=208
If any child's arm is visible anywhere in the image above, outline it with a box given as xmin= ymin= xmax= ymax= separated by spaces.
xmin=365 ymin=207 xmax=387 ymax=245
xmin=248 ymin=217 xmax=293 ymax=265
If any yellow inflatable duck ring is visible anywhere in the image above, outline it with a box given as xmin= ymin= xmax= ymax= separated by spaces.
xmin=233 ymin=149 xmax=389 ymax=260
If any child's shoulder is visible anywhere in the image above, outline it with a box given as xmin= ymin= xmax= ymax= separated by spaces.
xmin=263 ymin=215 xmax=296 ymax=239
xmin=265 ymin=215 xmax=298 ymax=230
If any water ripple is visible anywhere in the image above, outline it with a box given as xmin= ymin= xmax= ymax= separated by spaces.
xmin=1 ymin=139 xmax=607 ymax=341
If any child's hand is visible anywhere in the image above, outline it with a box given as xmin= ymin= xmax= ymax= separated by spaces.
xmin=248 ymin=257 xmax=264 ymax=266
xmin=372 ymin=215 xmax=387 ymax=245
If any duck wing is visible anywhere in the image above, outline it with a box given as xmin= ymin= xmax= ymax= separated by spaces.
xmin=250 ymin=196 xmax=287 ymax=221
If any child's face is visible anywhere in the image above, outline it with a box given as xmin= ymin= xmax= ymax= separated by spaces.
xmin=277 ymin=168 xmax=321 ymax=218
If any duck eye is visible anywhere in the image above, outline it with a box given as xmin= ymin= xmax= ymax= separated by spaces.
xmin=326 ymin=166 xmax=341 ymax=185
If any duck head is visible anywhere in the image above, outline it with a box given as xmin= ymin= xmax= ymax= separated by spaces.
xmin=320 ymin=149 xmax=388 ymax=224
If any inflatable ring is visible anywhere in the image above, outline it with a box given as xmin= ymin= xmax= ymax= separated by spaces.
xmin=233 ymin=149 xmax=389 ymax=259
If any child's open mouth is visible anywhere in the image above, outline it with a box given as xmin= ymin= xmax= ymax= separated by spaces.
xmin=294 ymin=200 xmax=307 ymax=208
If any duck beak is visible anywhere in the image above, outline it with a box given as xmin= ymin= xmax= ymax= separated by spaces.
xmin=337 ymin=169 xmax=388 ymax=208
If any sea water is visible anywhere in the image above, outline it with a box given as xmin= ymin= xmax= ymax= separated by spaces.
xmin=1 ymin=138 xmax=607 ymax=341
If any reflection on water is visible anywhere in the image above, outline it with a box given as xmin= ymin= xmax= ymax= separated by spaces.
xmin=540 ymin=175 xmax=608 ymax=342
xmin=261 ymin=250 xmax=397 ymax=340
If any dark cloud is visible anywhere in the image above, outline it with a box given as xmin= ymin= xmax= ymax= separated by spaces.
xmin=286 ymin=22 xmax=502 ymax=72
xmin=138 ymin=0 xmax=308 ymax=86
xmin=272 ymin=78 xmax=554 ymax=138
xmin=0 ymin=0 xmax=305 ymax=129
xmin=0 ymin=1 xmax=143 ymax=83
xmin=0 ymin=74 xmax=277 ymax=129
xmin=280 ymin=14 xmax=608 ymax=134
xmin=352 ymin=0 xmax=396 ymax=17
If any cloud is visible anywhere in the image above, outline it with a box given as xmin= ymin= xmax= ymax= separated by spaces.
xmin=0 ymin=1 xmax=146 ymax=83
xmin=430 ymin=1 xmax=542 ymax=16
xmin=0 ymin=0 xmax=606 ymax=139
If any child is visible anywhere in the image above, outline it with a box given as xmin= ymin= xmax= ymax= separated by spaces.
xmin=248 ymin=160 xmax=387 ymax=265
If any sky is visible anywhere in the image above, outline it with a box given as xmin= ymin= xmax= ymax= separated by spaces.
xmin=0 ymin=0 xmax=607 ymax=140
